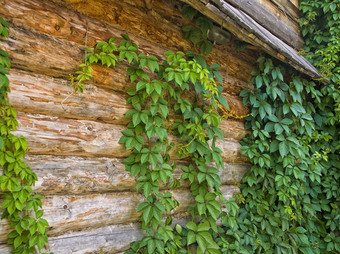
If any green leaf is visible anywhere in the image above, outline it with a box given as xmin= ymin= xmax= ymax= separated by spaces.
xmin=37 ymin=220 xmax=46 ymax=234
xmin=143 ymin=182 xmax=152 ymax=198
xmin=187 ymin=230 xmax=196 ymax=245
xmin=37 ymin=235 xmax=46 ymax=250
xmin=28 ymin=234 xmax=38 ymax=248
xmin=121 ymin=33 xmax=130 ymax=41
xmin=147 ymin=239 xmax=156 ymax=254
xmin=175 ymin=224 xmax=182 ymax=234
xmin=255 ymin=75 xmax=263 ymax=88
xmin=199 ymin=40 xmax=213 ymax=55
xmin=182 ymin=4 xmax=198 ymax=19
xmin=122 ymin=129 xmax=134 ymax=137
xmin=279 ymin=141 xmax=288 ymax=157
xmin=36 ymin=209 xmax=43 ymax=219
xmin=186 ymin=221 xmax=197 ymax=231
xmin=189 ymin=28 xmax=201 ymax=45
xmin=197 ymin=221 xmax=210 ymax=231
xmin=296 ymin=227 xmax=307 ymax=234
xmin=159 ymin=104 xmax=168 ymax=117
xmin=218 ymin=94 xmax=229 ymax=109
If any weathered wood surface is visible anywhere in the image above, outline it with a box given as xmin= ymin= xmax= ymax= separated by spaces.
xmin=0 ymin=0 xmax=255 ymax=252
xmin=209 ymin=0 xmax=320 ymax=79
xmin=0 ymin=23 xmax=253 ymax=100
xmin=0 ymin=217 xmax=190 ymax=254
xmin=13 ymin=113 xmax=248 ymax=162
xmin=226 ymin=0 xmax=303 ymax=49
xmin=7 ymin=155 xmax=249 ymax=195
xmin=8 ymin=70 xmax=249 ymax=125
xmin=0 ymin=0 xmax=257 ymax=85
xmin=0 ymin=185 xmax=239 ymax=242
xmin=268 ymin=0 xmax=300 ymax=22
xmin=8 ymin=70 xmax=129 ymax=125
xmin=181 ymin=0 xmax=321 ymax=80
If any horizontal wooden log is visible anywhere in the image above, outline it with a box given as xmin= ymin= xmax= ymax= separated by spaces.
xmin=50 ymin=0 xmax=257 ymax=81
xmin=0 ymin=216 xmax=192 ymax=254
xmin=1 ymin=23 xmax=252 ymax=99
xmin=13 ymin=113 xmax=248 ymax=162
xmin=12 ymin=155 xmax=248 ymax=195
xmin=0 ymin=185 xmax=239 ymax=242
xmin=8 ymin=70 xmax=129 ymax=125
xmin=0 ymin=0 xmax=256 ymax=85
xmin=8 ymin=70 xmax=249 ymax=126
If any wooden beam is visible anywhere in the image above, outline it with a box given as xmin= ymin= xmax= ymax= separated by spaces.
xmin=0 ymin=216 xmax=191 ymax=253
xmin=16 ymin=155 xmax=250 ymax=195
xmin=0 ymin=185 xmax=239 ymax=242
xmin=226 ymin=0 xmax=303 ymax=49
xmin=180 ymin=0 xmax=322 ymax=80
xmin=269 ymin=0 xmax=300 ymax=21
xmin=13 ymin=113 xmax=248 ymax=162
xmin=210 ymin=0 xmax=320 ymax=76
xmin=8 ymin=70 xmax=249 ymax=125
xmin=0 ymin=0 xmax=256 ymax=83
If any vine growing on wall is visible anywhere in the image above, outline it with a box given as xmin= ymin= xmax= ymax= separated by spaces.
xmin=220 ymin=57 xmax=340 ymax=253
xmin=0 ymin=17 xmax=50 ymax=253
xmin=71 ymin=2 xmax=339 ymax=253
xmin=210 ymin=0 xmax=340 ymax=252
xmin=71 ymin=30 xmax=238 ymax=253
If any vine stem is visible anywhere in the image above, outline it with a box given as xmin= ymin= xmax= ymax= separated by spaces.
xmin=62 ymin=0 xmax=89 ymax=107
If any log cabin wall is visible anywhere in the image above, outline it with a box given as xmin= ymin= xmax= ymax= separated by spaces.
xmin=0 ymin=0 xmax=266 ymax=253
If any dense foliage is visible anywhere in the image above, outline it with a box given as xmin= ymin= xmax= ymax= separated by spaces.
xmin=71 ymin=31 xmax=236 ymax=254
xmin=299 ymin=0 xmax=340 ymax=84
xmin=0 ymin=17 xmax=49 ymax=253
xmin=224 ymin=57 xmax=340 ymax=253
xmin=71 ymin=2 xmax=339 ymax=253
xmin=181 ymin=5 xmax=214 ymax=56
xmin=212 ymin=0 xmax=340 ymax=252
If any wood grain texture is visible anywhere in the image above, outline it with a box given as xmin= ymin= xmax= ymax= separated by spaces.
xmin=180 ymin=0 xmax=321 ymax=80
xmin=8 ymin=70 xmax=129 ymax=125
xmin=226 ymin=0 xmax=303 ymax=49
xmin=0 ymin=22 xmax=253 ymax=100
xmin=13 ymin=113 xmax=248 ymax=162
xmin=0 ymin=0 xmax=257 ymax=84
xmin=8 ymin=70 xmax=249 ymax=125
xmin=269 ymin=0 xmax=300 ymax=21
xmin=0 ymin=0 xmax=255 ymax=251
xmin=0 ymin=217 xmax=189 ymax=254
xmin=14 ymin=155 xmax=249 ymax=195
xmin=207 ymin=0 xmax=321 ymax=79
xmin=0 ymin=185 xmax=239 ymax=243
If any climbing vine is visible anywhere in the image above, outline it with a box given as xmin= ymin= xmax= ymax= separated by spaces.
xmin=299 ymin=0 xmax=340 ymax=122
xmin=211 ymin=0 xmax=340 ymax=252
xmin=71 ymin=30 xmax=238 ymax=253
xmin=220 ymin=57 xmax=340 ymax=253
xmin=71 ymin=2 xmax=339 ymax=253
xmin=0 ymin=17 xmax=50 ymax=253
xmin=181 ymin=4 xmax=214 ymax=56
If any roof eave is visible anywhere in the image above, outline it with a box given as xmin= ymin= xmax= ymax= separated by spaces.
xmin=180 ymin=0 xmax=325 ymax=82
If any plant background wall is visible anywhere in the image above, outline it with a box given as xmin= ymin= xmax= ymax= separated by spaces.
xmin=0 ymin=0 xmax=261 ymax=252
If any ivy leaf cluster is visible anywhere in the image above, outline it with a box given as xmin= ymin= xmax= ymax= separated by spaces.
xmin=0 ymin=17 xmax=50 ymax=254
xmin=299 ymin=0 xmax=340 ymax=126
xmin=299 ymin=0 xmax=340 ymax=81
xmin=181 ymin=4 xmax=214 ymax=55
xmin=215 ymin=56 xmax=340 ymax=253
xmin=69 ymin=2 xmax=340 ymax=253
xmin=71 ymin=30 xmax=241 ymax=253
